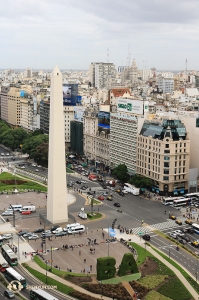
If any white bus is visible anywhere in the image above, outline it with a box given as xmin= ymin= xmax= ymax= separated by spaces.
xmin=9 ymin=204 xmax=22 ymax=211
xmin=192 ymin=223 xmax=199 ymax=235
xmin=0 ymin=253 xmax=9 ymax=272
xmin=173 ymin=198 xmax=191 ymax=207
xmin=5 ymin=267 xmax=26 ymax=289
xmin=30 ymin=288 xmax=59 ymax=300
xmin=162 ymin=196 xmax=185 ymax=206
xmin=184 ymin=193 xmax=199 ymax=200
xmin=123 ymin=183 xmax=140 ymax=196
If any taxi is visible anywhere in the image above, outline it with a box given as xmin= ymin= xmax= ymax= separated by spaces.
xmin=169 ymin=215 xmax=176 ymax=220
xmin=191 ymin=241 xmax=199 ymax=248
xmin=115 ymin=189 xmax=121 ymax=193
xmin=185 ymin=219 xmax=193 ymax=225
xmin=107 ymin=195 xmax=113 ymax=201
xmin=175 ymin=219 xmax=182 ymax=225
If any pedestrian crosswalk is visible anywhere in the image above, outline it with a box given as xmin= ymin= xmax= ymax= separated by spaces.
xmin=131 ymin=218 xmax=188 ymax=235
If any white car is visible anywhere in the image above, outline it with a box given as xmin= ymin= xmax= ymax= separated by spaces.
xmin=3 ymin=234 xmax=13 ymax=240
xmin=80 ymin=180 xmax=86 ymax=184
xmin=31 ymin=163 xmax=37 ymax=167
xmin=122 ymin=190 xmax=129 ymax=194
xmin=1 ymin=153 xmax=4 ymax=156
xmin=37 ymin=165 xmax=42 ymax=168
xmin=21 ymin=166 xmax=25 ymax=169
xmin=35 ymin=169 xmax=39 ymax=172
xmin=2 ymin=211 xmax=13 ymax=216
xmin=42 ymin=230 xmax=51 ymax=235
xmin=28 ymin=234 xmax=39 ymax=240
xmin=6 ymin=153 xmax=9 ymax=156
xmin=173 ymin=230 xmax=184 ymax=236
xmin=169 ymin=233 xmax=177 ymax=239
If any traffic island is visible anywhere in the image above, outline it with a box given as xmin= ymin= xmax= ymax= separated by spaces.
xmin=87 ymin=212 xmax=103 ymax=221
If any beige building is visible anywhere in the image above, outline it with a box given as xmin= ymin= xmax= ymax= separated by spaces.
xmin=137 ymin=119 xmax=190 ymax=196
xmin=0 ymin=86 xmax=9 ymax=123
xmin=83 ymin=109 xmax=110 ymax=168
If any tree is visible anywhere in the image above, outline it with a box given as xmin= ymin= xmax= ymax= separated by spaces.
xmin=112 ymin=164 xmax=128 ymax=183
xmin=0 ymin=128 xmax=28 ymax=150
xmin=22 ymin=134 xmax=49 ymax=158
xmin=34 ymin=142 xmax=48 ymax=163
xmin=129 ymin=174 xmax=152 ymax=189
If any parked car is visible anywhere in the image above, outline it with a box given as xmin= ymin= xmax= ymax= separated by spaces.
xmin=1 ymin=153 xmax=4 ymax=156
xmin=23 ymin=232 xmax=33 ymax=238
xmin=21 ymin=166 xmax=25 ymax=169
xmin=34 ymin=228 xmax=44 ymax=233
xmin=87 ymin=191 xmax=95 ymax=195
xmin=50 ymin=226 xmax=60 ymax=232
xmin=35 ymin=169 xmax=39 ymax=172
xmin=6 ymin=153 xmax=9 ymax=156
xmin=81 ymin=185 xmax=88 ymax=190
xmin=2 ymin=234 xmax=13 ymax=240
xmin=114 ymin=202 xmax=121 ymax=207
xmin=142 ymin=234 xmax=150 ymax=241
xmin=55 ymin=231 xmax=67 ymax=237
xmin=43 ymin=233 xmax=52 ymax=238
xmin=80 ymin=180 xmax=86 ymax=184
xmin=42 ymin=230 xmax=51 ymax=235
xmin=28 ymin=234 xmax=39 ymax=240
xmin=18 ymin=230 xmax=29 ymax=236
xmin=76 ymin=180 xmax=81 ymax=184
xmin=2 ymin=211 xmax=13 ymax=216
xmin=31 ymin=163 xmax=37 ymax=167
xmin=187 ymin=228 xmax=194 ymax=234
xmin=98 ymin=195 xmax=104 ymax=201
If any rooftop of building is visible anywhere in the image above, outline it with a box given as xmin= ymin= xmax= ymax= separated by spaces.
xmin=139 ymin=119 xmax=187 ymax=141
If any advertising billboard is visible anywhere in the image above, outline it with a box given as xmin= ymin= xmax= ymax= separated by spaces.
xmin=98 ymin=111 xmax=110 ymax=129
xmin=117 ymin=98 xmax=143 ymax=115
xmin=74 ymin=107 xmax=85 ymax=122
xmin=63 ymin=84 xmax=78 ymax=106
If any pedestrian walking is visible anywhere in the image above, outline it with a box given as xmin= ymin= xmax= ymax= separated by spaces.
xmin=90 ymin=265 xmax=92 ymax=271
xmin=84 ymin=259 xmax=86 ymax=263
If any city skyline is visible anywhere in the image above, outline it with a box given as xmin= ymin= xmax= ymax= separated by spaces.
xmin=0 ymin=0 xmax=199 ymax=70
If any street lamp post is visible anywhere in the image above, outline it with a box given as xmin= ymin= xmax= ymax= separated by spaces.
xmin=11 ymin=205 xmax=15 ymax=227
xmin=51 ymin=246 xmax=53 ymax=272
xmin=45 ymin=260 xmax=48 ymax=285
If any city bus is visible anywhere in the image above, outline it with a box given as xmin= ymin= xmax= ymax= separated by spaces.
xmin=30 ymin=289 xmax=59 ymax=300
xmin=5 ymin=267 xmax=26 ymax=289
xmin=123 ymin=183 xmax=140 ymax=196
xmin=173 ymin=198 xmax=191 ymax=207
xmin=192 ymin=223 xmax=199 ymax=235
xmin=184 ymin=193 xmax=199 ymax=200
xmin=1 ymin=244 xmax=18 ymax=266
xmin=0 ymin=253 xmax=9 ymax=272
xmin=162 ymin=196 xmax=185 ymax=206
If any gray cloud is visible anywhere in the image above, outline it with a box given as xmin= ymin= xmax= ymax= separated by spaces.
xmin=0 ymin=0 xmax=198 ymax=70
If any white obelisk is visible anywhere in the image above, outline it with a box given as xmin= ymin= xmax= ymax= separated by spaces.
xmin=47 ymin=66 xmax=68 ymax=223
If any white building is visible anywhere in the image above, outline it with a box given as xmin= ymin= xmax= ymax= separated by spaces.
xmin=157 ymin=77 xmax=174 ymax=94
xmin=89 ymin=62 xmax=116 ymax=89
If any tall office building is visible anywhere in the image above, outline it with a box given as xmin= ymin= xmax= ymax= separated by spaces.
xmin=89 ymin=62 xmax=116 ymax=89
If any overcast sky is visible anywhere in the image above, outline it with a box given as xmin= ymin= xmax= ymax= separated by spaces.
xmin=1 ymin=0 xmax=199 ymax=71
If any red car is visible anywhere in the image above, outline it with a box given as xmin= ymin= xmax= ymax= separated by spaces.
xmin=98 ymin=195 xmax=104 ymax=201
xmin=21 ymin=211 xmax=31 ymax=215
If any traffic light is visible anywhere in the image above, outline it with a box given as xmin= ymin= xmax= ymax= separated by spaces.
xmin=42 ymin=235 xmax=46 ymax=245
xmin=112 ymin=218 xmax=117 ymax=230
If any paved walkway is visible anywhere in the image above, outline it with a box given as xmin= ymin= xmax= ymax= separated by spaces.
xmin=25 ymin=260 xmax=112 ymax=300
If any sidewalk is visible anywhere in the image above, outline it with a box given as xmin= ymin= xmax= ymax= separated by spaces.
xmin=138 ymin=242 xmax=199 ymax=299
xmin=25 ymin=260 xmax=112 ymax=300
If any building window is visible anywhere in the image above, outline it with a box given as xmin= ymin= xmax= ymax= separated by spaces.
xmin=163 ymin=176 xmax=169 ymax=180
xmin=164 ymin=162 xmax=169 ymax=168
xmin=164 ymin=150 xmax=170 ymax=153
xmin=165 ymin=144 xmax=169 ymax=148
xmin=164 ymin=169 xmax=169 ymax=174
xmin=164 ymin=156 xmax=170 ymax=161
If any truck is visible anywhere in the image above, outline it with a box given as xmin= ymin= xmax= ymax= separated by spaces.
xmin=20 ymin=205 xmax=36 ymax=213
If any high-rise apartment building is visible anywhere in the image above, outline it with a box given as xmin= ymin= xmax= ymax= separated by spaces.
xmin=157 ymin=77 xmax=174 ymax=94
xmin=89 ymin=62 xmax=116 ymax=89
xmin=0 ymin=86 xmax=9 ymax=123
xmin=137 ymin=119 xmax=190 ymax=196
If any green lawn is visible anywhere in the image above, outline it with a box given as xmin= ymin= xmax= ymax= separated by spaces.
xmin=145 ymin=290 xmax=172 ymax=300
xmin=0 ymin=172 xmax=47 ymax=192
xmin=22 ymin=264 xmax=74 ymax=295
xmin=87 ymin=212 xmax=102 ymax=220
xmin=150 ymin=245 xmax=199 ymax=294
xmin=157 ymin=277 xmax=192 ymax=300
xmin=130 ymin=242 xmax=153 ymax=266
xmin=138 ymin=275 xmax=167 ymax=289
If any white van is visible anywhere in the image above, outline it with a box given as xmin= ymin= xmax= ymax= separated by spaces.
xmin=63 ymin=223 xmax=80 ymax=232
xmin=9 ymin=205 xmax=23 ymax=212
xmin=52 ymin=227 xmax=63 ymax=234
xmin=68 ymin=225 xmax=85 ymax=235
xmin=20 ymin=205 xmax=36 ymax=213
